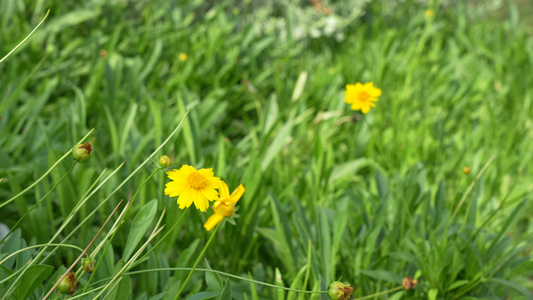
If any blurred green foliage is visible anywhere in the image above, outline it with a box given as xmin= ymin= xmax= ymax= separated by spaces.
xmin=1 ymin=0 xmax=533 ymax=299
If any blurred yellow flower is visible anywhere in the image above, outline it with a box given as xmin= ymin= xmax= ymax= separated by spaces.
xmin=425 ymin=9 xmax=434 ymax=18
xmin=344 ymin=82 xmax=381 ymax=114
xmin=204 ymin=182 xmax=245 ymax=231
xmin=165 ymin=165 xmax=221 ymax=212
xmin=179 ymin=53 xmax=188 ymax=61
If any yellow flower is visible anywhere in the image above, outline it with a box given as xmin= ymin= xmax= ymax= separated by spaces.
xmin=344 ymin=82 xmax=381 ymax=114
xmin=204 ymin=182 xmax=245 ymax=231
xmin=179 ymin=53 xmax=188 ymax=61
xmin=165 ymin=165 xmax=221 ymax=212
xmin=425 ymin=9 xmax=434 ymax=18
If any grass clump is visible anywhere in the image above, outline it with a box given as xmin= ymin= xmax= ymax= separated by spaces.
xmin=1 ymin=0 xmax=533 ymax=299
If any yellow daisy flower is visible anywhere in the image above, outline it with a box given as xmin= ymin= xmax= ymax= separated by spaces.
xmin=165 ymin=165 xmax=221 ymax=212
xmin=344 ymin=82 xmax=382 ymax=114
xmin=204 ymin=182 xmax=245 ymax=231
xmin=179 ymin=53 xmax=188 ymax=61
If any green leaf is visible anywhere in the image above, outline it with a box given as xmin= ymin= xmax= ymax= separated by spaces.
xmin=318 ymin=209 xmax=331 ymax=283
xmin=291 ymin=71 xmax=308 ymax=102
xmin=186 ymin=292 xmax=221 ymax=300
xmin=375 ymin=170 xmax=388 ymax=199
xmin=0 ymin=229 xmax=21 ymax=269
xmin=219 ymin=278 xmax=232 ymax=300
xmin=14 ymin=264 xmax=53 ymax=300
xmin=287 ymin=265 xmax=308 ymax=300
xmin=329 ymin=158 xmax=369 ymax=183
xmin=433 ymin=179 xmax=446 ymax=227
xmin=205 ymin=260 xmax=223 ymax=292
xmin=428 ymin=288 xmax=438 ymax=300
xmin=488 ymin=278 xmax=533 ymax=300
xmin=123 ymin=199 xmax=158 ymax=261
xmin=45 ymin=9 xmax=101 ymax=33
xmin=359 ymin=270 xmax=403 ymax=284
xmin=275 ymin=268 xmax=285 ymax=300
xmin=488 ymin=199 xmax=527 ymax=254
xmin=261 ymin=121 xmax=293 ymax=171
xmin=262 ymin=94 xmax=279 ymax=137
xmin=446 ymin=280 xmax=469 ymax=291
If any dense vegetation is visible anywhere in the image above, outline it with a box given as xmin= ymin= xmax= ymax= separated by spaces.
xmin=1 ymin=0 xmax=532 ymax=299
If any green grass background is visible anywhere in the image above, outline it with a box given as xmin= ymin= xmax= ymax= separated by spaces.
xmin=1 ymin=0 xmax=533 ymax=299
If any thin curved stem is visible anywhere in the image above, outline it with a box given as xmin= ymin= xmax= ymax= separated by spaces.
xmin=0 ymin=243 xmax=83 ymax=265
xmin=42 ymin=200 xmax=124 ymax=300
xmin=79 ymin=268 xmax=403 ymax=299
xmin=87 ymin=268 xmax=328 ymax=295
xmin=92 ymin=225 xmax=166 ymax=300
xmin=0 ymin=127 xmax=94 ymax=210
xmin=40 ymin=167 xmax=109 ymax=263
xmin=0 ymin=10 xmax=50 ymax=65
xmin=82 ymin=168 xmax=161 ymax=293
xmin=0 ymin=162 xmax=77 ymax=244
xmin=174 ymin=224 xmax=220 ymax=300
xmin=129 ymin=206 xmax=190 ymax=270
xmin=352 ymin=286 xmax=404 ymax=300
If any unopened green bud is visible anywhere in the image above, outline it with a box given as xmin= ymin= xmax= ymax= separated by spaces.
xmin=82 ymin=257 xmax=96 ymax=273
xmin=72 ymin=143 xmax=92 ymax=163
xmin=57 ymin=272 xmax=77 ymax=295
xmin=158 ymin=155 xmax=171 ymax=168
xmin=327 ymin=281 xmax=353 ymax=300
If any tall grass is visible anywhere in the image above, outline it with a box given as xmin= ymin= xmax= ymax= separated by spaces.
xmin=1 ymin=0 xmax=532 ymax=299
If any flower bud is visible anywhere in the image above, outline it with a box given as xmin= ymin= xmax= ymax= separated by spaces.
xmin=82 ymin=256 xmax=96 ymax=273
xmin=158 ymin=155 xmax=172 ymax=168
xmin=72 ymin=143 xmax=92 ymax=163
xmin=57 ymin=272 xmax=77 ymax=295
xmin=402 ymin=277 xmax=418 ymax=290
xmin=463 ymin=166 xmax=471 ymax=175
xmin=327 ymin=281 xmax=353 ymax=300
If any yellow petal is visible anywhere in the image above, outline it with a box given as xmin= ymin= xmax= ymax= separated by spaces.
xmin=201 ymin=187 xmax=219 ymax=201
xmin=230 ymin=184 xmax=245 ymax=203
xmin=361 ymin=104 xmax=371 ymax=114
xmin=177 ymin=189 xmax=195 ymax=209
xmin=197 ymin=168 xmax=214 ymax=178
xmin=204 ymin=214 xmax=224 ymax=231
xmin=166 ymin=169 xmax=185 ymax=181
xmin=369 ymin=88 xmax=382 ymax=97
xmin=219 ymin=182 xmax=230 ymax=198
xmin=351 ymin=102 xmax=361 ymax=111
xmin=179 ymin=165 xmax=197 ymax=176
xmin=193 ymin=190 xmax=209 ymax=212
xmin=164 ymin=181 xmax=189 ymax=197
xmin=206 ymin=176 xmax=222 ymax=189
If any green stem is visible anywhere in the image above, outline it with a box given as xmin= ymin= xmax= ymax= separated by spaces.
xmin=442 ymin=155 xmax=496 ymax=236
xmin=0 ymin=10 xmax=50 ymax=65
xmin=0 ymin=162 xmax=77 ymax=244
xmin=0 ymin=128 xmax=94 ymax=210
xmin=129 ymin=206 xmax=190 ymax=270
xmin=84 ymin=267 xmax=328 ymax=297
xmin=40 ymin=168 xmax=109 ymax=263
xmin=174 ymin=224 xmax=220 ymax=299
xmin=81 ymin=168 xmax=162 ymax=293
xmin=0 ymin=243 xmax=84 ymax=265
xmin=2 ymin=111 xmax=189 ymax=299
xmin=298 ymin=239 xmax=312 ymax=300
xmin=352 ymin=286 xmax=404 ymax=300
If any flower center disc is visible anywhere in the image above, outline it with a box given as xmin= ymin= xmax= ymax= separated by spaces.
xmin=358 ymin=91 xmax=370 ymax=101
xmin=187 ymin=172 xmax=208 ymax=190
